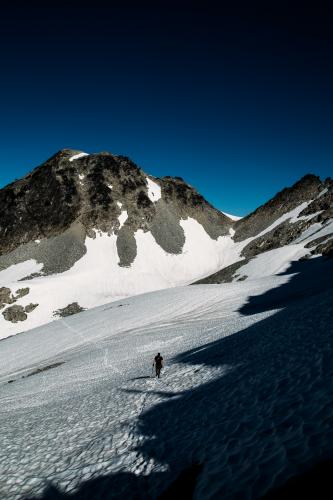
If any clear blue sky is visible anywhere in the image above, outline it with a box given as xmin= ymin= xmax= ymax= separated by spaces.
xmin=0 ymin=2 xmax=332 ymax=216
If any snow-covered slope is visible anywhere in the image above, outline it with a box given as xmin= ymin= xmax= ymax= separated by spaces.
xmin=0 ymin=254 xmax=332 ymax=499
xmin=0 ymin=150 xmax=232 ymax=338
xmin=0 ymin=152 xmax=332 ymax=340
xmin=0 ymin=154 xmax=332 ymax=498
xmin=196 ymin=176 xmax=333 ymax=285
xmin=0 ymin=218 xmax=242 ymax=339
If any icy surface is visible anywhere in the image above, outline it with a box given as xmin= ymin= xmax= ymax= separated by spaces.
xmin=0 ymin=259 xmax=332 ymax=499
xmin=146 ymin=177 xmax=161 ymax=202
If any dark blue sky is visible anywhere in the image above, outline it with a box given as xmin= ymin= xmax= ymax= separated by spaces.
xmin=0 ymin=2 xmax=332 ymax=215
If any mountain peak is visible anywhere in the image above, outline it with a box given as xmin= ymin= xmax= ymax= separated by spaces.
xmin=0 ymin=150 xmax=231 ymax=262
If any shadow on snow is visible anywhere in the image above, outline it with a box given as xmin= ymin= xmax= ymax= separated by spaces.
xmin=25 ymin=257 xmax=333 ymax=499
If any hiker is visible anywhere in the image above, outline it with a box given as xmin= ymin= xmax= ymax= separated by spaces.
xmin=153 ymin=353 xmax=164 ymax=378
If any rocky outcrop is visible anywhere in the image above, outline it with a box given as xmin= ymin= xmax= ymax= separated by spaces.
xmin=239 ymin=179 xmax=333 ymax=259
xmin=15 ymin=288 xmax=30 ymax=299
xmin=194 ymin=175 xmax=333 ymax=285
xmin=2 ymin=300 xmax=38 ymax=323
xmin=0 ymin=286 xmax=31 ymax=309
xmin=2 ymin=305 xmax=27 ymax=322
xmin=233 ymin=175 xmax=331 ymax=242
xmin=309 ymin=237 xmax=333 ymax=258
xmin=193 ymin=260 xmax=250 ymax=284
xmin=0 ymin=287 xmax=15 ymax=309
xmin=54 ymin=302 xmax=85 ymax=318
xmin=25 ymin=303 xmax=38 ymax=313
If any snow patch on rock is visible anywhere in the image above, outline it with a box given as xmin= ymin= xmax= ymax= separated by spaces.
xmin=146 ymin=177 xmax=161 ymax=202
xmin=69 ymin=152 xmax=89 ymax=162
xmin=118 ymin=210 xmax=128 ymax=229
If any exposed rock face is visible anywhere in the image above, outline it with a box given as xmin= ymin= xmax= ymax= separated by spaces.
xmin=233 ymin=175 xmax=331 ymax=242
xmin=238 ymin=177 xmax=333 ymax=259
xmin=194 ymin=260 xmax=250 ymax=284
xmin=0 ymin=286 xmax=31 ymax=310
xmin=0 ymin=149 xmax=232 ymax=272
xmin=15 ymin=288 xmax=30 ymax=299
xmin=194 ymin=175 xmax=333 ymax=284
xmin=0 ymin=287 xmax=15 ymax=309
xmin=54 ymin=302 xmax=85 ymax=318
xmin=25 ymin=303 xmax=38 ymax=313
xmin=312 ymin=237 xmax=333 ymax=258
xmin=2 ymin=305 xmax=27 ymax=323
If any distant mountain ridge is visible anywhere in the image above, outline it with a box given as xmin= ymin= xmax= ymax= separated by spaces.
xmin=196 ymin=174 xmax=332 ymax=284
xmin=0 ymin=150 xmax=332 ymax=337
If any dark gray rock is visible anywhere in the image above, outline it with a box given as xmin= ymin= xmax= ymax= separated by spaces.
xmin=240 ymin=219 xmax=308 ymax=259
xmin=236 ymin=274 xmax=248 ymax=281
xmin=15 ymin=287 xmax=30 ymax=299
xmin=305 ymin=234 xmax=332 ymax=249
xmin=299 ymin=181 xmax=333 ymax=220
xmin=233 ymin=175 xmax=330 ymax=242
xmin=192 ymin=259 xmax=249 ymax=284
xmin=53 ymin=302 xmax=85 ymax=318
xmin=311 ymin=237 xmax=333 ymax=258
xmin=24 ymin=303 xmax=38 ymax=313
xmin=0 ymin=223 xmax=87 ymax=277
xmin=116 ymin=226 xmax=137 ymax=267
xmin=0 ymin=287 xmax=15 ymax=308
xmin=2 ymin=305 xmax=27 ymax=322
xmin=150 ymin=201 xmax=185 ymax=254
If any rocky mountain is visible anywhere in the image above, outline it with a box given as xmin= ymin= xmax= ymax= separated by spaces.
xmin=0 ymin=150 xmax=332 ymax=338
xmin=0 ymin=149 xmax=232 ymax=337
xmin=0 ymin=149 xmax=231 ymax=266
xmin=195 ymin=174 xmax=333 ymax=284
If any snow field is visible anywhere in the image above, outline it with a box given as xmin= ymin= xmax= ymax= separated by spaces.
xmin=0 ymin=270 xmax=332 ymax=499
xmin=0 ymin=198 xmax=331 ymax=341
xmin=0 ymin=218 xmax=243 ymax=339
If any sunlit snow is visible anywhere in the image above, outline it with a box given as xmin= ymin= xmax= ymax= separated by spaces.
xmin=118 ymin=210 xmax=128 ymax=228
xmin=146 ymin=177 xmax=161 ymax=202
xmin=69 ymin=152 xmax=89 ymax=162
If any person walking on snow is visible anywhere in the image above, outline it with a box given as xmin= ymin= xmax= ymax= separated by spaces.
xmin=153 ymin=353 xmax=164 ymax=378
